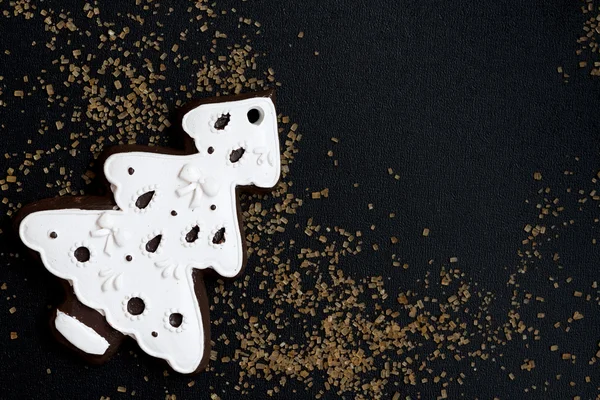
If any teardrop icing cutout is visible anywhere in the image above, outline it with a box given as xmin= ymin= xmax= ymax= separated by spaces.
xmin=212 ymin=227 xmax=226 ymax=245
xmin=229 ymin=148 xmax=245 ymax=163
xmin=145 ymin=234 xmax=162 ymax=253
xmin=185 ymin=226 xmax=200 ymax=243
xmin=214 ymin=113 xmax=230 ymax=130
xmin=135 ymin=191 xmax=155 ymax=209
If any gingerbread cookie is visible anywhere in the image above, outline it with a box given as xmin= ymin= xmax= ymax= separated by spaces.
xmin=16 ymin=90 xmax=280 ymax=373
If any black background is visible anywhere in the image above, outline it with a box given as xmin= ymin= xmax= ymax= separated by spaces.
xmin=1 ymin=0 xmax=600 ymax=399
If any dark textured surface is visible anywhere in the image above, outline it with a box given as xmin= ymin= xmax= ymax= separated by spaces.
xmin=1 ymin=0 xmax=600 ymax=399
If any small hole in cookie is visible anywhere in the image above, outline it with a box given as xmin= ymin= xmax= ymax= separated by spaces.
xmin=145 ymin=234 xmax=162 ymax=253
xmin=152 ymin=331 xmax=158 ymax=337
xmin=74 ymin=246 xmax=90 ymax=262
xmin=169 ymin=313 xmax=183 ymax=328
xmin=247 ymin=108 xmax=262 ymax=124
xmin=229 ymin=147 xmax=245 ymax=163
xmin=214 ymin=113 xmax=230 ymax=130
xmin=135 ymin=190 xmax=155 ymax=209
xmin=210 ymin=204 xmax=216 ymax=211
xmin=49 ymin=231 xmax=58 ymax=239
xmin=171 ymin=210 xmax=177 ymax=216
xmin=126 ymin=255 xmax=133 ymax=262
xmin=212 ymin=227 xmax=226 ymax=245
xmin=185 ymin=225 xmax=200 ymax=243
xmin=208 ymin=146 xmax=214 ymax=154
xmin=127 ymin=297 xmax=145 ymax=315
xmin=128 ymin=167 xmax=135 ymax=175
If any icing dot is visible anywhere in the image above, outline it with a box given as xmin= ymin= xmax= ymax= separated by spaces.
xmin=207 ymin=146 xmax=214 ymax=154
xmin=210 ymin=205 xmax=216 ymax=211
xmin=169 ymin=313 xmax=183 ymax=328
xmin=74 ymin=246 xmax=90 ymax=263
xmin=49 ymin=231 xmax=58 ymax=239
xmin=185 ymin=226 xmax=200 ymax=243
xmin=128 ymin=167 xmax=135 ymax=175
xmin=152 ymin=331 xmax=158 ymax=337
xmin=145 ymin=235 xmax=162 ymax=253
xmin=212 ymin=227 xmax=226 ymax=245
xmin=125 ymin=255 xmax=133 ymax=262
xmin=127 ymin=297 xmax=145 ymax=315
xmin=247 ymin=108 xmax=262 ymax=124
xmin=135 ymin=190 xmax=155 ymax=209
xmin=171 ymin=210 xmax=177 ymax=216
xmin=229 ymin=147 xmax=246 ymax=163
xmin=214 ymin=113 xmax=230 ymax=130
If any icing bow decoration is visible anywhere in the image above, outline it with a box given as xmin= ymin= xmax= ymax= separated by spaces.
xmin=90 ymin=212 xmax=132 ymax=255
xmin=176 ymin=164 xmax=220 ymax=208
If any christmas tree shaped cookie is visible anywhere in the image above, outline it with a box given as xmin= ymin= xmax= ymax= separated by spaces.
xmin=16 ymin=90 xmax=280 ymax=373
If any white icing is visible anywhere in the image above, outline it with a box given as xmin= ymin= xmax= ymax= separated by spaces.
xmin=99 ymin=269 xmax=124 ymax=292
xmin=19 ymin=95 xmax=280 ymax=374
xmin=252 ymin=147 xmax=275 ymax=167
xmin=54 ymin=310 xmax=110 ymax=355
xmin=155 ymin=259 xmax=187 ymax=280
